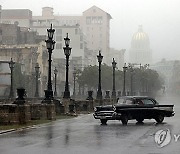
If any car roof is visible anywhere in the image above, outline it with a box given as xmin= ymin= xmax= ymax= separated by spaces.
xmin=119 ymin=96 xmax=155 ymax=99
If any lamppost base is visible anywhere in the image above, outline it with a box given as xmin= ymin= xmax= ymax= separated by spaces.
xmin=111 ymin=91 xmax=116 ymax=99
xmin=122 ymin=91 xmax=126 ymax=96
xmin=35 ymin=93 xmax=39 ymax=98
xmin=9 ymin=90 xmax=14 ymax=99
xmin=96 ymin=90 xmax=102 ymax=100
xmin=54 ymin=91 xmax=57 ymax=97
xmin=63 ymin=91 xmax=70 ymax=99
xmin=44 ymin=90 xmax=53 ymax=100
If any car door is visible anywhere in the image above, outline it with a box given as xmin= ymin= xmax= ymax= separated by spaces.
xmin=140 ymin=98 xmax=155 ymax=118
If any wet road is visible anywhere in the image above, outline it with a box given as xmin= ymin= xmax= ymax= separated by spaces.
xmin=0 ymin=95 xmax=180 ymax=154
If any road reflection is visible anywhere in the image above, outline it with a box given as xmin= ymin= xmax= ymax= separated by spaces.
xmin=64 ymin=124 xmax=70 ymax=146
xmin=45 ymin=124 xmax=54 ymax=147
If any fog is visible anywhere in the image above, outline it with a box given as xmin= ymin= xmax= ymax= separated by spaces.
xmin=1 ymin=0 xmax=180 ymax=63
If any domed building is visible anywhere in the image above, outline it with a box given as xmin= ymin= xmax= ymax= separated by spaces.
xmin=129 ymin=25 xmax=152 ymax=65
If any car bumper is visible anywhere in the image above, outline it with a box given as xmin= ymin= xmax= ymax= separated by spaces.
xmin=93 ymin=111 xmax=121 ymax=120
xmin=170 ymin=111 xmax=175 ymax=117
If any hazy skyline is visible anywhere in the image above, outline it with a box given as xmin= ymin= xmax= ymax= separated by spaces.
xmin=1 ymin=0 xmax=180 ymax=63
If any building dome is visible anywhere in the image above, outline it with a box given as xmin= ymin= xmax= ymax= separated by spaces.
xmin=131 ymin=25 xmax=150 ymax=49
xmin=129 ymin=25 xmax=152 ymax=65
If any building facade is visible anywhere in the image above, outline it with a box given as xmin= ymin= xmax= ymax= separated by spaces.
xmin=82 ymin=6 xmax=112 ymax=64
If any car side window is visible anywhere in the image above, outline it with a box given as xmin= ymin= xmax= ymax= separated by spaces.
xmin=151 ymin=99 xmax=158 ymax=105
xmin=141 ymin=99 xmax=154 ymax=105
xmin=125 ymin=99 xmax=134 ymax=105
xmin=117 ymin=98 xmax=125 ymax=104
xmin=136 ymin=99 xmax=143 ymax=105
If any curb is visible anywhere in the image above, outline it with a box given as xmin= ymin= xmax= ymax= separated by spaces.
xmin=0 ymin=125 xmax=37 ymax=135
xmin=0 ymin=129 xmax=16 ymax=135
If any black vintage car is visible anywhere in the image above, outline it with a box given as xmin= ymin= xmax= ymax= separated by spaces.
xmin=93 ymin=96 xmax=175 ymax=125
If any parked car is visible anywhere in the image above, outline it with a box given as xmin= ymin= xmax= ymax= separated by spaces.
xmin=93 ymin=96 xmax=175 ymax=125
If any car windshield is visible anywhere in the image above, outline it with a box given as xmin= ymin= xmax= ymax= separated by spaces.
xmin=141 ymin=99 xmax=155 ymax=105
xmin=117 ymin=98 xmax=133 ymax=105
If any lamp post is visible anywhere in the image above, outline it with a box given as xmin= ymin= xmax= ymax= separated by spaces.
xmin=63 ymin=33 xmax=71 ymax=99
xmin=54 ymin=67 xmax=58 ymax=97
xmin=122 ymin=63 xmax=128 ymax=96
xmin=34 ymin=63 xmax=40 ymax=97
xmin=44 ymin=24 xmax=56 ymax=100
xmin=128 ymin=64 xmax=134 ymax=96
xmin=96 ymin=51 xmax=103 ymax=99
xmin=140 ymin=64 xmax=149 ymax=95
xmin=112 ymin=58 xmax=117 ymax=100
xmin=9 ymin=58 xmax=15 ymax=98
xmin=73 ymin=68 xmax=76 ymax=99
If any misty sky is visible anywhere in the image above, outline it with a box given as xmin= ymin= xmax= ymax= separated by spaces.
xmin=1 ymin=0 xmax=180 ymax=63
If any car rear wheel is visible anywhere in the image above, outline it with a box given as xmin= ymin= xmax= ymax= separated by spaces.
xmin=100 ymin=119 xmax=107 ymax=125
xmin=155 ymin=114 xmax=164 ymax=123
xmin=121 ymin=114 xmax=128 ymax=125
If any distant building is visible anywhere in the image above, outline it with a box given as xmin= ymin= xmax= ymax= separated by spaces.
xmin=82 ymin=6 xmax=112 ymax=64
xmin=107 ymin=48 xmax=125 ymax=70
xmin=150 ymin=59 xmax=177 ymax=92
xmin=1 ymin=5 xmax=112 ymax=65
xmin=129 ymin=25 xmax=152 ymax=65
xmin=1 ymin=8 xmax=32 ymax=27
xmin=0 ymin=43 xmax=48 ymax=97
xmin=0 ymin=23 xmax=45 ymax=45
xmin=0 ymin=23 xmax=48 ymax=97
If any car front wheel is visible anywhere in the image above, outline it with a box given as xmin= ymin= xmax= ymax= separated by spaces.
xmin=155 ymin=114 xmax=164 ymax=123
xmin=100 ymin=119 xmax=107 ymax=125
xmin=121 ymin=114 xmax=128 ymax=125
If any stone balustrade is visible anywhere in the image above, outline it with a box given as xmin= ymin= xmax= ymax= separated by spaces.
xmin=0 ymin=101 xmax=56 ymax=125
xmin=0 ymin=94 xmax=116 ymax=125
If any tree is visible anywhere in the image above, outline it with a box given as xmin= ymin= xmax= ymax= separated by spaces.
xmin=76 ymin=65 xmax=98 ymax=90
xmin=76 ymin=64 xmax=163 ymax=97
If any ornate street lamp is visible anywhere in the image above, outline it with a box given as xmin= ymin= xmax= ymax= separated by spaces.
xmin=63 ymin=33 xmax=72 ymax=99
xmin=122 ymin=63 xmax=128 ymax=96
xmin=96 ymin=51 xmax=103 ymax=99
xmin=54 ymin=67 xmax=58 ymax=97
xmin=9 ymin=58 xmax=15 ymax=98
xmin=44 ymin=24 xmax=56 ymax=100
xmin=112 ymin=58 xmax=117 ymax=100
xmin=34 ymin=63 xmax=40 ymax=97
xmin=73 ymin=67 xmax=76 ymax=99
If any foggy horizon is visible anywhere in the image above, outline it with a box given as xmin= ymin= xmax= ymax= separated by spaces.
xmin=1 ymin=0 xmax=180 ymax=63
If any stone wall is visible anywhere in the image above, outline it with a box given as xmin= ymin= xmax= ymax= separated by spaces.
xmin=0 ymin=104 xmax=31 ymax=124
xmin=74 ymin=100 xmax=94 ymax=113
xmin=0 ymin=103 xmax=56 ymax=125
xmin=61 ymin=99 xmax=94 ymax=114
xmin=29 ymin=103 xmax=56 ymax=120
